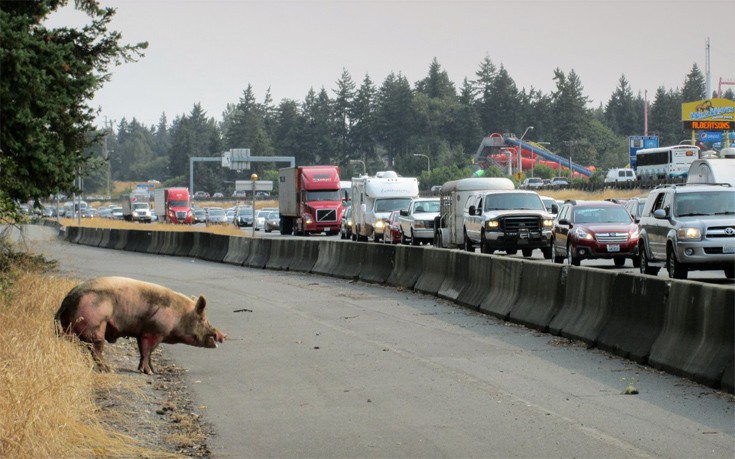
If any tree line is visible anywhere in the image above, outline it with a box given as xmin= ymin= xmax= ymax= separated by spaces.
xmin=92 ymin=58 xmax=731 ymax=195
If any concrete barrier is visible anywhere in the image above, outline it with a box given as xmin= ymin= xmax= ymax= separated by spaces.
xmin=77 ymin=227 xmax=93 ymax=245
xmin=98 ymin=229 xmax=111 ymax=249
xmin=358 ymin=242 xmax=396 ymax=284
xmin=312 ymin=240 xmax=365 ymax=280
xmin=158 ymin=231 xmax=178 ymax=256
xmin=223 ymin=236 xmax=251 ymax=265
xmin=507 ymin=262 xmax=567 ymax=332
xmin=188 ymin=232 xmax=207 ymax=259
xmin=266 ymin=239 xmax=296 ymax=271
xmin=455 ymin=254 xmax=493 ymax=310
xmin=386 ymin=245 xmax=424 ymax=290
xmin=113 ymin=229 xmax=129 ymax=251
xmin=595 ymin=273 xmax=669 ymax=363
xmin=288 ymin=240 xmax=319 ymax=273
xmin=197 ymin=233 xmax=230 ymax=262
xmin=69 ymin=226 xmax=82 ymax=244
xmin=106 ymin=228 xmax=120 ymax=250
xmin=173 ymin=232 xmax=194 ymax=257
xmin=438 ymin=250 xmax=473 ymax=303
xmin=548 ymin=268 xmax=617 ymax=345
xmin=414 ymin=249 xmax=450 ymax=296
xmin=245 ymin=238 xmax=271 ymax=268
xmin=478 ymin=256 xmax=524 ymax=320
xmin=125 ymin=230 xmax=153 ymax=253
xmin=648 ymin=282 xmax=734 ymax=390
xmin=89 ymin=227 xmax=104 ymax=247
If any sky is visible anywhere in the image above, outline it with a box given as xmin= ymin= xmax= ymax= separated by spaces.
xmin=47 ymin=0 xmax=735 ymax=128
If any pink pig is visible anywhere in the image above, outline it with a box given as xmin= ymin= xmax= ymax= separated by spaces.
xmin=56 ymin=276 xmax=225 ymax=374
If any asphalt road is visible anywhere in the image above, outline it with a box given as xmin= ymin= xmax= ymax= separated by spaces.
xmin=15 ymin=226 xmax=735 ymax=458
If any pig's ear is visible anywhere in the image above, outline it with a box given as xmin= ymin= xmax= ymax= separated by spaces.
xmin=195 ymin=296 xmax=207 ymax=315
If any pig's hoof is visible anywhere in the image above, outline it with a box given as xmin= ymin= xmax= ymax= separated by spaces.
xmin=96 ymin=362 xmax=111 ymax=372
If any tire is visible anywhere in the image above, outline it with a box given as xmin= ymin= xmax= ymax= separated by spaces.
xmin=480 ymin=232 xmax=489 ymax=254
xmin=463 ymin=230 xmax=474 ymax=252
xmin=506 ymin=249 xmax=518 ymax=255
xmin=614 ymin=257 xmax=626 ymax=268
xmin=639 ymin=242 xmax=660 ymax=275
xmin=400 ymin=230 xmax=408 ymax=245
xmin=667 ymin=247 xmax=688 ymax=279
xmin=632 ymin=256 xmax=641 ymax=268
xmin=522 ymin=248 xmax=533 ymax=257
xmin=725 ymin=266 xmax=735 ymax=279
xmin=552 ymin=239 xmax=565 ymax=263
xmin=435 ymin=230 xmax=443 ymax=249
xmin=410 ymin=229 xmax=418 ymax=246
xmin=373 ymin=232 xmax=380 ymax=243
xmin=567 ymin=244 xmax=580 ymax=266
xmin=541 ymin=247 xmax=552 ymax=260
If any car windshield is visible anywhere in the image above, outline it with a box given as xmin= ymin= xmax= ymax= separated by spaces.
xmin=169 ymin=200 xmax=188 ymax=207
xmin=304 ymin=190 xmax=341 ymax=201
xmin=414 ymin=201 xmax=440 ymax=213
xmin=237 ymin=207 xmax=253 ymax=216
xmin=484 ymin=193 xmax=545 ymax=211
xmin=209 ymin=209 xmax=225 ymax=216
xmin=266 ymin=212 xmax=279 ymax=219
xmin=374 ymin=198 xmax=412 ymax=213
xmin=675 ymin=191 xmax=735 ymax=216
xmin=573 ymin=207 xmax=631 ymax=223
xmin=132 ymin=203 xmax=149 ymax=210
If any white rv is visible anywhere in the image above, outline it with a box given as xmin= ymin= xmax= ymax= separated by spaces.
xmin=434 ymin=177 xmax=515 ymax=248
xmin=687 ymin=148 xmax=735 ymax=186
xmin=351 ymin=171 xmax=419 ymax=242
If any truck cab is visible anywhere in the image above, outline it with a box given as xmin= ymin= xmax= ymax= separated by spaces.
xmin=279 ymin=166 xmax=342 ymax=236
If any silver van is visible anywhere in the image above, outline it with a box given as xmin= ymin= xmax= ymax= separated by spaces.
xmin=604 ymin=168 xmax=636 ymax=183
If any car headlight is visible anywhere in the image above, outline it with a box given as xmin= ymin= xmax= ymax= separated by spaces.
xmin=347 ymin=219 xmax=353 ymax=226
xmin=677 ymin=227 xmax=701 ymax=240
xmin=629 ymin=228 xmax=639 ymax=240
xmin=374 ymin=220 xmax=385 ymax=230
xmin=575 ymin=228 xmax=593 ymax=240
xmin=304 ymin=214 xmax=313 ymax=224
xmin=485 ymin=220 xmax=499 ymax=230
xmin=543 ymin=219 xmax=553 ymax=228
xmin=415 ymin=221 xmax=426 ymax=229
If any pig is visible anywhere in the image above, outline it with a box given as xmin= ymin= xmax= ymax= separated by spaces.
xmin=55 ymin=276 xmax=225 ymax=374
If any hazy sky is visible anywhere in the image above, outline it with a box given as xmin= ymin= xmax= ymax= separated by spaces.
xmin=48 ymin=0 xmax=735 ymax=128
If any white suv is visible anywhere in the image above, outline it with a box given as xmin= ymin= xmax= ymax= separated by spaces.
xmin=638 ymin=184 xmax=735 ymax=279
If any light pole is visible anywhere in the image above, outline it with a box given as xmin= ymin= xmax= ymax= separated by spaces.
xmin=518 ymin=126 xmax=534 ymax=175
xmin=251 ymin=173 xmax=258 ymax=238
xmin=349 ymin=159 xmax=366 ymax=176
xmin=413 ymin=154 xmax=430 ymax=175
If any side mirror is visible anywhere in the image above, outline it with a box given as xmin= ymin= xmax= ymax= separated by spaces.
xmin=468 ymin=205 xmax=476 ymax=215
xmin=558 ymin=218 xmax=570 ymax=226
xmin=653 ymin=208 xmax=667 ymax=219
xmin=400 ymin=209 xmax=408 ymax=216
xmin=551 ymin=204 xmax=559 ymax=214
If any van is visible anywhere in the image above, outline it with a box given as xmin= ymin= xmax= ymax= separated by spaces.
xmin=604 ymin=168 xmax=636 ymax=183
xmin=686 ymin=148 xmax=735 ymax=186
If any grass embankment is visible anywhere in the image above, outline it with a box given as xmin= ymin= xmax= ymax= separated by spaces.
xmin=0 ymin=250 xmax=171 ymax=458
xmin=540 ymin=188 xmax=645 ymax=202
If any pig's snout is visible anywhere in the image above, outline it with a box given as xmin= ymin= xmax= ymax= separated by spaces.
xmin=205 ymin=329 xmax=226 ymax=348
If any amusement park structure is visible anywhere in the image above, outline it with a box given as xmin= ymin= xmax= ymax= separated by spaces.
xmin=474 ymin=133 xmax=595 ymax=178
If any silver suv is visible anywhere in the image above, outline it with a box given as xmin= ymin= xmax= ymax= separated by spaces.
xmin=638 ymin=184 xmax=735 ymax=279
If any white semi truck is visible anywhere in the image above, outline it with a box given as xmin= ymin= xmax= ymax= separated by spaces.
xmin=351 ymin=171 xmax=419 ymax=242
xmin=122 ymin=189 xmax=152 ymax=223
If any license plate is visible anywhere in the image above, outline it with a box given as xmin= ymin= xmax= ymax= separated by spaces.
xmin=724 ymin=245 xmax=735 ymax=254
xmin=607 ymin=244 xmax=620 ymax=252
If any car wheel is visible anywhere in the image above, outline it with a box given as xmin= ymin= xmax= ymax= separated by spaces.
xmin=463 ymin=230 xmax=474 ymax=252
xmin=435 ymin=230 xmax=443 ymax=249
xmin=567 ymin=244 xmax=580 ymax=266
xmin=522 ymin=248 xmax=533 ymax=257
xmin=614 ymin=257 xmax=626 ymax=268
xmin=400 ymin=230 xmax=408 ymax=245
xmin=725 ymin=266 xmax=735 ymax=279
xmin=667 ymin=247 xmax=688 ymax=279
xmin=480 ymin=232 xmax=489 ymax=254
xmin=639 ymin=242 xmax=660 ymax=275
xmin=541 ymin=247 xmax=552 ymax=260
xmin=632 ymin=256 xmax=641 ymax=268
xmin=506 ymin=249 xmax=517 ymax=255
xmin=410 ymin=229 xmax=418 ymax=246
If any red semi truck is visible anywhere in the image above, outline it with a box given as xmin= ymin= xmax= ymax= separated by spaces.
xmin=153 ymin=187 xmax=193 ymax=224
xmin=278 ymin=166 xmax=342 ymax=236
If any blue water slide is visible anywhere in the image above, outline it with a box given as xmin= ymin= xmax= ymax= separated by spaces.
xmin=503 ymin=136 xmax=593 ymax=177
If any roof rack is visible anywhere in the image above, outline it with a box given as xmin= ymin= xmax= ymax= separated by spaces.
xmin=654 ymin=182 xmax=732 ymax=190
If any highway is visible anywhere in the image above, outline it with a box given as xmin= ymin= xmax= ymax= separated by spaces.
xmin=20 ymin=225 xmax=735 ymax=458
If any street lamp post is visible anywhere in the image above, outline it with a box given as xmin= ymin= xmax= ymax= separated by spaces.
xmin=251 ymin=173 xmax=258 ymax=238
xmin=518 ymin=126 xmax=534 ymax=175
xmin=349 ymin=159 xmax=366 ymax=176
xmin=413 ymin=154 xmax=430 ymax=175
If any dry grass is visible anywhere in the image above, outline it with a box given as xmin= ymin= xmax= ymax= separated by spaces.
xmin=59 ymin=218 xmax=247 ymax=237
xmin=539 ymin=188 xmax=647 ymax=202
xmin=0 ymin=269 xmax=174 ymax=458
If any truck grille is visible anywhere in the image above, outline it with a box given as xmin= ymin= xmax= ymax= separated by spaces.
xmin=706 ymin=226 xmax=735 ymax=239
xmin=175 ymin=211 xmax=187 ymax=220
xmin=316 ymin=209 xmax=337 ymax=222
xmin=595 ymin=232 xmax=628 ymax=243
xmin=501 ymin=216 xmax=541 ymax=232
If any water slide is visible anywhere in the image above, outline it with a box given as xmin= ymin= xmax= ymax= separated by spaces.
xmin=475 ymin=133 xmax=593 ymax=177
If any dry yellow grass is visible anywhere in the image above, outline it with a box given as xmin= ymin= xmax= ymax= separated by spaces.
xmin=59 ymin=218 xmax=248 ymax=237
xmin=539 ymin=188 xmax=647 ymax=202
xmin=0 ymin=270 xmax=173 ymax=458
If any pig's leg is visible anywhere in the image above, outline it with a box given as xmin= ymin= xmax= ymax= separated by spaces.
xmin=77 ymin=321 xmax=110 ymax=372
xmin=137 ymin=334 xmax=163 ymax=375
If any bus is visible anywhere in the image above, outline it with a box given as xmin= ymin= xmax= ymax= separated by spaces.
xmin=634 ymin=145 xmax=699 ymax=180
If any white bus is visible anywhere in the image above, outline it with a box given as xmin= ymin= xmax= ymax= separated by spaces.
xmin=635 ymin=145 xmax=699 ymax=180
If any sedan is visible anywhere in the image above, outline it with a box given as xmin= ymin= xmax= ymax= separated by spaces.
xmin=551 ymin=200 xmax=639 ymax=267
xmin=264 ymin=211 xmax=280 ymax=233
xmin=382 ymin=210 xmax=402 ymax=244
xmin=206 ymin=207 xmax=228 ymax=225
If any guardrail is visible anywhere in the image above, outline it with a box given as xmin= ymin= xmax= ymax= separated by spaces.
xmin=59 ymin=225 xmax=734 ymax=393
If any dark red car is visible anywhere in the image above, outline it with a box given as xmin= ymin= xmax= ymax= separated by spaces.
xmin=551 ymin=200 xmax=640 ymax=267
xmin=382 ymin=210 xmax=402 ymax=244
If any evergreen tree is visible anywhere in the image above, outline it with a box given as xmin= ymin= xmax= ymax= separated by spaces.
xmin=488 ymin=65 xmax=520 ymax=134
xmin=649 ymin=87 xmax=684 ymax=146
xmin=473 ymin=55 xmax=498 ymax=134
xmin=301 ymin=87 xmax=336 ymax=164
xmin=0 ymin=0 xmax=146 ymax=216
xmin=167 ymin=104 xmax=221 ymax=185
xmin=376 ymin=72 xmax=414 ymax=167
xmin=333 ymin=68 xmax=356 ymax=164
xmin=271 ymin=99 xmax=305 ymax=163
xmin=605 ymin=74 xmax=641 ymax=135
xmin=415 ymin=58 xmax=456 ymax=99
xmin=349 ymin=74 xmax=378 ymax=171
xmin=681 ymin=63 xmax=706 ymax=102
